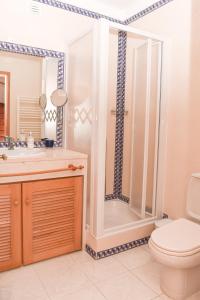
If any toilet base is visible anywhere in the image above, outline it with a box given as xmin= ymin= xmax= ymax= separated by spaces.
xmin=160 ymin=264 xmax=200 ymax=300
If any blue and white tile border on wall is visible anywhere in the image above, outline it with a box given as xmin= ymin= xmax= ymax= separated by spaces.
xmin=34 ymin=0 xmax=174 ymax=24
xmin=86 ymin=237 xmax=150 ymax=260
xmin=0 ymin=41 xmax=65 ymax=147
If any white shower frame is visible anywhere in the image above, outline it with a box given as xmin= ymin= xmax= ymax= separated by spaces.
xmin=89 ymin=19 xmax=168 ymax=239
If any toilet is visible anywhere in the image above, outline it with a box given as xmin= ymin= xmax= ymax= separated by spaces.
xmin=149 ymin=174 xmax=200 ymax=300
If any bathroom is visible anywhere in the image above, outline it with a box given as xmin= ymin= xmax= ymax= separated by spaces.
xmin=0 ymin=0 xmax=199 ymax=299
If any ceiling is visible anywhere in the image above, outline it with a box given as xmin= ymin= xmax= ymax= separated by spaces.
xmin=61 ymin=0 xmax=158 ymax=20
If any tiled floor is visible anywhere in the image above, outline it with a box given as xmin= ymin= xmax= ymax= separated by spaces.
xmin=0 ymin=245 xmax=199 ymax=300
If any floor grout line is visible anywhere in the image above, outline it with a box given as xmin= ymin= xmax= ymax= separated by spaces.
xmin=31 ymin=264 xmax=52 ymax=300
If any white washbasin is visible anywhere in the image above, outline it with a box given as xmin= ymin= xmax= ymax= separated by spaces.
xmin=0 ymin=148 xmax=46 ymax=159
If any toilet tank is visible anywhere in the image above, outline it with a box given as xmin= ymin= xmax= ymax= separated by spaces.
xmin=187 ymin=174 xmax=200 ymax=221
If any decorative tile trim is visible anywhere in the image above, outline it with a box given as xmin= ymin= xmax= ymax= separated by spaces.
xmin=105 ymin=194 xmax=116 ymax=201
xmin=0 ymin=41 xmax=65 ymax=147
xmin=105 ymin=194 xmax=129 ymax=203
xmin=113 ymin=31 xmax=127 ymax=198
xmin=125 ymin=0 xmax=174 ymax=24
xmin=119 ymin=194 xmax=129 ymax=203
xmin=34 ymin=0 xmax=174 ymax=26
xmin=86 ymin=236 xmax=150 ymax=260
xmin=34 ymin=0 xmax=124 ymax=24
xmin=0 ymin=140 xmax=59 ymax=148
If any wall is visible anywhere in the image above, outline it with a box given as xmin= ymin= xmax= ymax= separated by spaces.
xmin=189 ymin=1 xmax=200 ymax=190
xmin=132 ymin=0 xmax=192 ymax=219
xmin=0 ymin=0 xmax=94 ymax=52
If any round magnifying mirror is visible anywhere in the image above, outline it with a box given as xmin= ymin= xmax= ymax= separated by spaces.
xmin=50 ymin=89 xmax=68 ymax=107
xmin=39 ymin=94 xmax=47 ymax=110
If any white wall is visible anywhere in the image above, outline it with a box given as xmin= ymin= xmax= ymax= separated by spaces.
xmin=132 ymin=0 xmax=192 ymax=219
xmin=0 ymin=0 xmax=95 ymax=51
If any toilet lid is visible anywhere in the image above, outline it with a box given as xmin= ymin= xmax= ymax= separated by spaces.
xmin=151 ymin=218 xmax=200 ymax=255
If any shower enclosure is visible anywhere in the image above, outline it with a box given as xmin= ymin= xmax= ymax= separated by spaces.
xmin=67 ymin=19 xmax=166 ymax=249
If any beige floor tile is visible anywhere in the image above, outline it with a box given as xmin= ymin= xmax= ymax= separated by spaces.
xmin=141 ymin=244 xmax=151 ymax=253
xmin=32 ymin=254 xmax=74 ymax=276
xmin=187 ymin=291 xmax=200 ymax=300
xmin=33 ymin=255 xmax=92 ymax=297
xmin=95 ymin=271 xmax=157 ymax=300
xmin=0 ymin=266 xmax=49 ymax=300
xmin=155 ymin=290 xmax=200 ymax=300
xmin=154 ymin=295 xmax=171 ymax=300
xmin=115 ymin=246 xmax=153 ymax=270
xmin=132 ymin=261 xmax=162 ymax=294
xmin=70 ymin=250 xmax=94 ymax=263
xmin=50 ymin=286 xmax=106 ymax=300
xmin=81 ymin=255 xmax=127 ymax=283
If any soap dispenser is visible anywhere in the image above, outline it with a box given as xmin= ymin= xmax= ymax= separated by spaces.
xmin=27 ymin=132 xmax=34 ymax=149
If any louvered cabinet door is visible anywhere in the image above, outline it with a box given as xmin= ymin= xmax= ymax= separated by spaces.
xmin=22 ymin=176 xmax=83 ymax=265
xmin=0 ymin=184 xmax=22 ymax=271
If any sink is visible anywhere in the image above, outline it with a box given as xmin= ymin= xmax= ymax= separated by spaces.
xmin=0 ymin=148 xmax=46 ymax=159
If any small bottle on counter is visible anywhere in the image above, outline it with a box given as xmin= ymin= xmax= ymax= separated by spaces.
xmin=19 ymin=129 xmax=26 ymax=142
xmin=27 ymin=132 xmax=34 ymax=149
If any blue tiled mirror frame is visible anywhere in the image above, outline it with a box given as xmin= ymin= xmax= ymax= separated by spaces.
xmin=0 ymin=41 xmax=65 ymax=148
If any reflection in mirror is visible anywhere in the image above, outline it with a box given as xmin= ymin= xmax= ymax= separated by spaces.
xmin=0 ymin=71 xmax=10 ymax=140
xmin=39 ymin=94 xmax=47 ymax=110
xmin=0 ymin=52 xmax=59 ymax=141
xmin=105 ymin=28 xmax=162 ymax=229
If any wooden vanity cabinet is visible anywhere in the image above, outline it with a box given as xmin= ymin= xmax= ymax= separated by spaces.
xmin=22 ymin=176 xmax=83 ymax=265
xmin=0 ymin=184 xmax=22 ymax=271
xmin=0 ymin=176 xmax=83 ymax=271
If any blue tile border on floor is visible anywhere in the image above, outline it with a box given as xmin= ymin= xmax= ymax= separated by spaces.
xmin=86 ymin=236 xmax=150 ymax=260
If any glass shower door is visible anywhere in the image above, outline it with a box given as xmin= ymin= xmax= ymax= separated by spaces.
xmin=129 ymin=40 xmax=162 ymax=219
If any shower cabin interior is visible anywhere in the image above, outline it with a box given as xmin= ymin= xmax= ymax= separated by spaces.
xmin=67 ymin=19 xmax=165 ymax=253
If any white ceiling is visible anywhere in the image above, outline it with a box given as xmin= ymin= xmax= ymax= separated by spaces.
xmin=61 ymin=0 xmax=158 ymax=20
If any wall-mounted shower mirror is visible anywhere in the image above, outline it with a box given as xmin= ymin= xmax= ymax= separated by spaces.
xmin=51 ymin=89 xmax=68 ymax=107
xmin=0 ymin=51 xmax=61 ymax=142
xmin=105 ymin=28 xmax=162 ymax=230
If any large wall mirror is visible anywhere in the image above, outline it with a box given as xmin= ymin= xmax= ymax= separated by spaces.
xmin=0 ymin=42 xmax=65 ymax=146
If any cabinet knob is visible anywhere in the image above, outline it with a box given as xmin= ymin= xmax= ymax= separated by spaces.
xmin=25 ymin=199 xmax=30 ymax=205
xmin=14 ymin=200 xmax=19 ymax=206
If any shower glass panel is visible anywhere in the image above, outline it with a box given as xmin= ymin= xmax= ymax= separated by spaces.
xmin=104 ymin=28 xmax=162 ymax=230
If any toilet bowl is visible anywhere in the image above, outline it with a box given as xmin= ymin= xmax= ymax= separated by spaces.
xmin=149 ymin=175 xmax=200 ymax=299
xmin=149 ymin=219 xmax=200 ymax=299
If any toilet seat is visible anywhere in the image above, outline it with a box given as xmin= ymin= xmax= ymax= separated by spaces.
xmin=150 ymin=218 xmax=200 ymax=257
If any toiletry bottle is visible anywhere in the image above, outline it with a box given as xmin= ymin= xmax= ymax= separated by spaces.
xmin=27 ymin=132 xmax=34 ymax=149
xmin=19 ymin=129 xmax=26 ymax=142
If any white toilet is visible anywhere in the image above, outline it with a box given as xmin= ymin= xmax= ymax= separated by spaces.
xmin=149 ymin=174 xmax=200 ymax=300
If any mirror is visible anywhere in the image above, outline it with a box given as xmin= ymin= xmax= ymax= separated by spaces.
xmin=51 ymin=89 xmax=68 ymax=107
xmin=0 ymin=51 xmax=63 ymax=142
xmin=0 ymin=71 xmax=10 ymax=140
